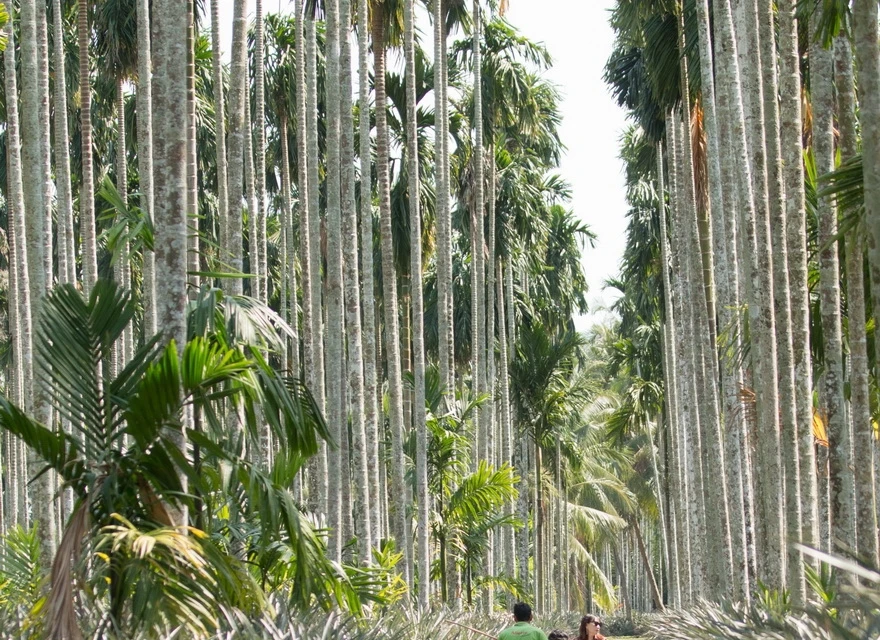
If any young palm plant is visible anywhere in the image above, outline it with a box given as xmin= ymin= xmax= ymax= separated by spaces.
xmin=0 ymin=280 xmax=348 ymax=636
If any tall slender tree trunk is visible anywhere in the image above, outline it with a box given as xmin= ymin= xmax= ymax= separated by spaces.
xmin=245 ymin=99 xmax=259 ymax=300
xmin=139 ymin=0 xmax=157 ymax=335
xmin=357 ymin=0 xmax=382 ymax=546
xmin=305 ymin=11 xmax=328 ymax=514
xmin=855 ymin=4 xmax=880 ymax=515
xmin=336 ymin=0 xmax=371 ymax=564
xmin=777 ymin=0 xmax=818 ymax=566
xmin=372 ymin=4 xmax=411 ymax=582
xmin=186 ymin=0 xmax=199 ymax=292
xmin=210 ymin=0 xmax=229 ymax=294
xmin=153 ymin=0 xmax=189 ymax=524
xmin=434 ymin=0 xmax=453 ymax=402
xmin=754 ymin=0 xmax=804 ymax=600
xmin=226 ymin=0 xmax=248 ymax=297
xmin=52 ymin=0 xmax=75 ymax=286
xmin=21 ymin=0 xmax=56 ymax=558
xmin=4 ymin=11 xmax=34 ymax=530
xmin=403 ymin=0 xmax=430 ymax=604
xmin=324 ymin=0 xmax=345 ymax=561
xmin=116 ymin=78 xmax=132 ymax=363
xmin=722 ymin=0 xmax=785 ymax=589
xmin=255 ymin=0 xmax=268 ymax=302
xmin=836 ymin=34 xmax=879 ymax=565
xmin=78 ymin=0 xmax=97 ymax=293
xmin=811 ymin=19 xmax=855 ymax=552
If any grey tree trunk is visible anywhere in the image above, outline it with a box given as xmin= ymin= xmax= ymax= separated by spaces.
xmin=52 ymin=0 xmax=75 ymax=287
xmin=810 ymin=20 xmax=856 ymax=552
xmin=4 ymin=12 xmax=34 ymax=530
xmin=434 ymin=0 xmax=454 ymax=401
xmin=21 ymin=0 xmax=56 ymax=558
xmin=139 ymin=0 xmax=157 ymax=335
xmin=721 ymin=0 xmax=785 ymax=589
xmin=854 ymin=4 xmax=880 ymax=521
xmin=210 ymin=0 xmax=228 ymax=293
xmin=324 ymin=0 xmax=345 ymax=562
xmin=254 ymin=0 xmax=268 ymax=302
xmin=357 ymin=0 xmax=382 ymax=546
xmin=226 ymin=0 xmax=248 ymax=298
xmin=152 ymin=0 xmax=189 ymax=524
xmin=305 ymin=12 xmax=328 ymax=514
xmin=372 ymin=7 xmax=412 ymax=583
xmin=78 ymin=0 xmax=97 ymax=293
xmin=777 ymin=0 xmax=819 ymax=565
xmin=337 ymin=0 xmax=371 ymax=564
xmin=836 ymin=34 xmax=879 ymax=565
xmin=186 ymin=2 xmax=199 ymax=292
xmin=403 ymin=0 xmax=430 ymax=604
xmin=116 ymin=78 xmax=132 ymax=364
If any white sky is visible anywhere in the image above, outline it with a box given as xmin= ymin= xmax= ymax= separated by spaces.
xmin=217 ymin=0 xmax=629 ymax=334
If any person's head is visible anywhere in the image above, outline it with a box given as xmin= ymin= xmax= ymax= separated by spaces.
xmin=512 ymin=602 xmax=533 ymax=622
xmin=578 ymin=615 xmax=603 ymax=639
xmin=548 ymin=631 xmax=570 ymax=640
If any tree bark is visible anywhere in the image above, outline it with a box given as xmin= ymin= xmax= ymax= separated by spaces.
xmin=372 ymin=4 xmax=412 ymax=582
xmin=811 ymin=17 xmax=855 ymax=553
xmin=139 ymin=0 xmax=157 ymax=335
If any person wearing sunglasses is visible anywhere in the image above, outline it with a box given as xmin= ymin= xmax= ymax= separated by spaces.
xmin=578 ymin=615 xmax=605 ymax=640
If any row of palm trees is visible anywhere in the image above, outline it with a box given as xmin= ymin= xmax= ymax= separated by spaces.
xmin=0 ymin=0 xmax=638 ymax=620
xmin=605 ymin=0 xmax=880 ymax=607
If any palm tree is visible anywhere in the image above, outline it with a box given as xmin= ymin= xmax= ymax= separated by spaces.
xmin=811 ymin=12 xmax=855 ymax=553
xmin=358 ymin=0 xmax=383 ymax=549
xmin=52 ymin=0 xmax=76 ymax=288
xmin=138 ymin=0 xmax=157 ymax=335
xmin=210 ymin=0 xmax=229 ymax=300
xmin=152 ymin=0 xmax=189 ymax=523
xmin=79 ymin=0 xmax=99 ymax=293
xmin=777 ymin=0 xmax=818 ymax=577
xmin=4 ymin=5 xmax=34 ymax=531
xmin=227 ymin=0 xmax=249 ymax=297
xmin=371 ymin=0 xmax=412 ymax=582
xmin=255 ymin=0 xmax=268 ymax=302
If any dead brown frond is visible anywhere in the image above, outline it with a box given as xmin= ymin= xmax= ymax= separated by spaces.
xmin=137 ymin=475 xmax=174 ymax=527
xmin=47 ymin=501 xmax=90 ymax=640
xmin=690 ymin=97 xmax=709 ymax=218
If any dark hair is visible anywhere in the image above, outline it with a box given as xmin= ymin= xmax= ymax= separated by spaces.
xmin=578 ymin=615 xmax=602 ymax=640
xmin=548 ymin=631 xmax=570 ymax=640
xmin=512 ymin=602 xmax=532 ymax=622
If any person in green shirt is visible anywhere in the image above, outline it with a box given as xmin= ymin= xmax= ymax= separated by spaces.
xmin=498 ymin=602 xmax=549 ymax=640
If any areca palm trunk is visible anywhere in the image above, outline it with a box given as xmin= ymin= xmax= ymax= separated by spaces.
xmin=305 ymin=11 xmax=328 ymax=514
xmin=210 ymin=0 xmax=229 ymax=289
xmin=337 ymin=0 xmax=371 ymax=564
xmin=255 ymin=0 xmax=268 ymax=302
xmin=723 ymin=0 xmax=784 ymax=589
xmin=471 ymin=1 xmax=486 ymax=477
xmin=668 ymin=108 xmax=707 ymax=597
xmin=52 ymin=0 xmax=75 ymax=286
xmin=687 ymin=0 xmax=735 ymax=596
xmin=357 ymin=0 xmax=382 ymax=546
xmin=139 ymin=0 xmax=157 ymax=335
xmin=753 ymin=0 xmax=804 ymax=599
xmin=4 ymin=12 xmax=34 ymax=529
xmin=187 ymin=1 xmax=199 ymax=292
xmin=324 ymin=0 xmax=345 ymax=561
xmin=371 ymin=3 xmax=411 ymax=582
xmin=152 ymin=0 xmax=189 ymax=523
xmin=116 ymin=78 xmax=132 ymax=363
xmin=836 ymin=34 xmax=878 ymax=565
xmin=280 ymin=119 xmax=299 ymax=374
xmin=434 ymin=0 xmax=454 ymax=401
xmin=498 ymin=260 xmax=515 ymax=583
xmin=855 ymin=10 xmax=880 ymax=510
xmin=245 ymin=99 xmax=259 ymax=299
xmin=403 ymin=0 xmax=430 ymax=602
xmin=21 ymin=0 xmax=56 ymax=556
xmin=227 ymin=0 xmax=248 ymax=297
xmin=777 ymin=0 xmax=818 ymax=564
xmin=811 ymin=22 xmax=855 ymax=552
xmin=78 ymin=0 xmax=97 ymax=293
